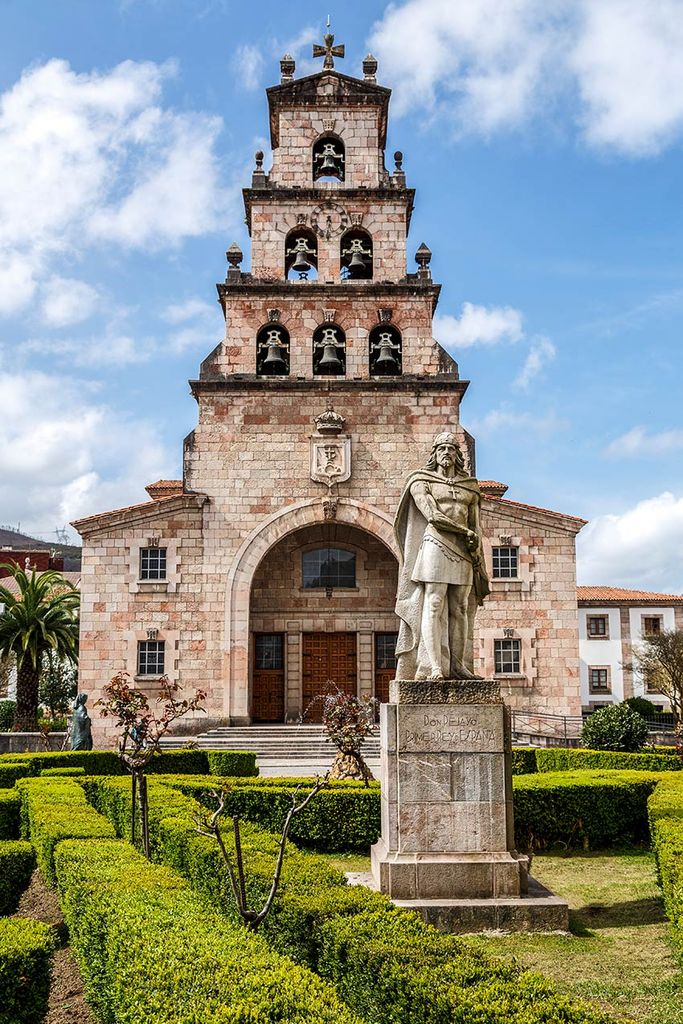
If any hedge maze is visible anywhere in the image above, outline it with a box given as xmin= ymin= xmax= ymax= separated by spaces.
xmin=0 ymin=744 xmax=682 ymax=1023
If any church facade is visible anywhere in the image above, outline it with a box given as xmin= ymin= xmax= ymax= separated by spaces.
xmin=74 ymin=45 xmax=585 ymax=743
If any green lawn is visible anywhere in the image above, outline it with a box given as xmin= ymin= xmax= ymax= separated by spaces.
xmin=322 ymin=849 xmax=683 ymax=1024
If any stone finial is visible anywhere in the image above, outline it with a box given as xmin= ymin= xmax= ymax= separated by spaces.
xmin=363 ymin=53 xmax=378 ymax=81
xmin=226 ymin=242 xmax=243 ymax=283
xmin=392 ymin=150 xmax=406 ymax=187
xmin=394 ymin=151 xmax=403 ymax=171
xmin=314 ymin=403 xmax=346 ymax=435
xmin=252 ymin=150 xmax=267 ymax=188
xmin=280 ymin=54 xmax=295 ymax=82
xmin=415 ymin=242 xmax=432 ymax=279
xmin=226 ymin=242 xmax=243 ymax=268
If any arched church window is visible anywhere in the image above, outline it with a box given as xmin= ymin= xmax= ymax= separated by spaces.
xmin=312 ymin=323 xmax=346 ymax=376
xmin=369 ymin=323 xmax=402 ymax=376
xmin=302 ymin=547 xmax=356 ymax=589
xmin=256 ymin=322 xmax=290 ymax=376
xmin=312 ymin=134 xmax=345 ymax=182
xmin=340 ymin=228 xmax=373 ymax=280
xmin=285 ymin=227 xmax=318 ymax=281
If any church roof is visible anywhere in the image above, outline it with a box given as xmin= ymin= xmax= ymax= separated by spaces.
xmin=71 ymin=491 xmax=207 ymax=537
xmin=578 ymin=586 xmax=683 ymax=604
xmin=481 ymin=486 xmax=587 ymax=528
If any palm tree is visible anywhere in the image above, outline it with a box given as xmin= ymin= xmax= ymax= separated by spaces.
xmin=0 ymin=565 xmax=79 ymax=732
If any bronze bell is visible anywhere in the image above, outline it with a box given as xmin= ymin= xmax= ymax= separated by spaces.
xmin=346 ymin=250 xmax=367 ymax=276
xmin=262 ymin=343 xmax=288 ymax=374
xmin=317 ymin=343 xmax=343 ymax=373
xmin=374 ymin=342 xmax=399 ymax=374
xmin=319 ymin=152 xmax=338 ymax=174
xmin=290 ymin=250 xmax=311 ymax=277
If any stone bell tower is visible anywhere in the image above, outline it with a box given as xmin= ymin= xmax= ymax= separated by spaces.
xmin=179 ymin=33 xmax=471 ymax=726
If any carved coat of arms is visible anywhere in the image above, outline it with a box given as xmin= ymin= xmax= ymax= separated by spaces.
xmin=310 ymin=405 xmax=351 ymax=489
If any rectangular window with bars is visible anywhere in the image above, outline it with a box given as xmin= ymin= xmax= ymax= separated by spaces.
xmin=587 ymin=615 xmax=608 ymax=638
xmin=137 ymin=640 xmax=165 ymax=676
xmin=494 ymin=638 xmax=521 ymax=674
xmin=140 ymin=546 xmax=167 ymax=581
xmin=589 ymin=667 xmax=610 ymax=693
xmin=492 ymin=546 xmax=518 ymax=579
xmin=375 ymin=633 xmax=397 ymax=670
xmin=254 ymin=634 xmax=284 ymax=671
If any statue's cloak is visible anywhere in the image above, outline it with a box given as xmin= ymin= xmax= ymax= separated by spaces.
xmin=394 ymin=469 xmax=489 ymax=673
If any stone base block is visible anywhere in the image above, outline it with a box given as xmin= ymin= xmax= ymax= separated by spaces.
xmin=349 ymin=871 xmax=568 ymax=934
xmin=371 ymin=837 xmax=528 ymax=900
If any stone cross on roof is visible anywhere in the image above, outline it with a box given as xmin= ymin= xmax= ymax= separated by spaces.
xmin=313 ymin=21 xmax=345 ymax=70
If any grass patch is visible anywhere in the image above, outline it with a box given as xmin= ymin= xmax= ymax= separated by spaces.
xmin=466 ymin=849 xmax=683 ymax=1024
xmin=324 ymin=848 xmax=683 ymax=1024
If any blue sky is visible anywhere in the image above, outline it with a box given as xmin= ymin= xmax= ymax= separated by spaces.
xmin=0 ymin=0 xmax=682 ymax=591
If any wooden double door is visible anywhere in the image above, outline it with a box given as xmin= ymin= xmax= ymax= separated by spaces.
xmin=302 ymin=632 xmax=357 ymax=722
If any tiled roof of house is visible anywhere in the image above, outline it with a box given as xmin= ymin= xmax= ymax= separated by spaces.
xmin=481 ymin=486 xmax=587 ymax=525
xmin=578 ymin=586 xmax=683 ymax=604
xmin=0 ymin=570 xmax=80 ymax=599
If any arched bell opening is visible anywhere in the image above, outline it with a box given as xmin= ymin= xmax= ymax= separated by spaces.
xmin=312 ymin=323 xmax=346 ymax=376
xmin=284 ymin=227 xmax=318 ymax=282
xmin=369 ymin=323 xmax=402 ymax=376
xmin=340 ymin=228 xmax=373 ymax=281
xmin=256 ymin=322 xmax=290 ymax=376
xmin=312 ymin=133 xmax=345 ymax=182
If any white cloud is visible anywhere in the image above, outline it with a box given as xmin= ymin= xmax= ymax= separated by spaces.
xmin=369 ymin=0 xmax=683 ymax=154
xmin=470 ymin=408 xmax=567 ymax=438
xmin=0 ymin=58 xmax=233 ymax=318
xmin=41 ymin=277 xmax=99 ymax=328
xmin=605 ymin=426 xmax=683 ymax=458
xmin=233 ymin=44 xmax=265 ymax=91
xmin=515 ymin=335 xmax=556 ymax=388
xmin=162 ymin=298 xmax=215 ymax=324
xmin=571 ymin=0 xmax=683 ymax=154
xmin=434 ymin=302 xmax=524 ymax=350
xmin=24 ymin=332 xmax=153 ymax=368
xmin=0 ymin=370 xmax=175 ymax=535
xmin=577 ymin=492 xmax=683 ymax=592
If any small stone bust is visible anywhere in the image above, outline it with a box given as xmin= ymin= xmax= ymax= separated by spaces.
xmin=70 ymin=693 xmax=93 ymax=751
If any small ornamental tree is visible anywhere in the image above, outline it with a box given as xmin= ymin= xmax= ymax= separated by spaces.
xmin=581 ymin=702 xmax=649 ymax=753
xmin=631 ymin=629 xmax=683 ymax=746
xmin=320 ymin=682 xmax=377 ymax=786
xmin=196 ymin=775 xmax=328 ymax=931
xmin=97 ymin=672 xmax=206 ymax=858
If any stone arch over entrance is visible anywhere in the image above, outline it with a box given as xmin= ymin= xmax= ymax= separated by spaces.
xmin=224 ymin=498 xmax=397 ymax=723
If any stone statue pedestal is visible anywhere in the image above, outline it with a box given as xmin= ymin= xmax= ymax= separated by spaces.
xmin=370 ymin=678 xmax=568 ymax=932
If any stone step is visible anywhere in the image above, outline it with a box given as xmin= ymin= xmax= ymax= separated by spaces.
xmin=160 ymin=727 xmax=379 ymax=759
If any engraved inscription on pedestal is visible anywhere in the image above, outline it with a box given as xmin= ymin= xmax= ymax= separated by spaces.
xmin=398 ymin=705 xmax=505 ymax=753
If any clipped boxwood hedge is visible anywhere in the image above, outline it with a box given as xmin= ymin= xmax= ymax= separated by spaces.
xmin=0 ymin=790 xmax=20 ymax=840
xmin=0 ymin=840 xmax=35 ymax=914
xmin=18 ymin=777 xmax=115 ymax=885
xmin=0 ymin=917 xmax=55 ymax=1024
xmin=0 ymin=747 xmax=258 ymax=778
xmin=648 ymin=772 xmax=683 ymax=962
xmin=55 ymin=838 xmax=361 ymax=1024
xmin=511 ymin=747 xmax=538 ymax=775
xmin=513 ymin=769 xmax=661 ymax=850
xmin=0 ymin=762 xmax=33 ymax=788
xmin=536 ymin=747 xmax=682 ymax=773
xmin=39 ymin=766 xmax=86 ymax=777
xmin=141 ymin=780 xmax=617 ymax=1023
xmin=205 ymin=750 xmax=259 ymax=777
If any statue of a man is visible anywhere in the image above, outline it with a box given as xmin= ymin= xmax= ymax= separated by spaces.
xmin=394 ymin=432 xmax=489 ymax=680
xmin=70 ymin=693 xmax=93 ymax=751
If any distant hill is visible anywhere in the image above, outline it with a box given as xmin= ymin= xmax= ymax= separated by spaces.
xmin=0 ymin=528 xmax=82 ymax=571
